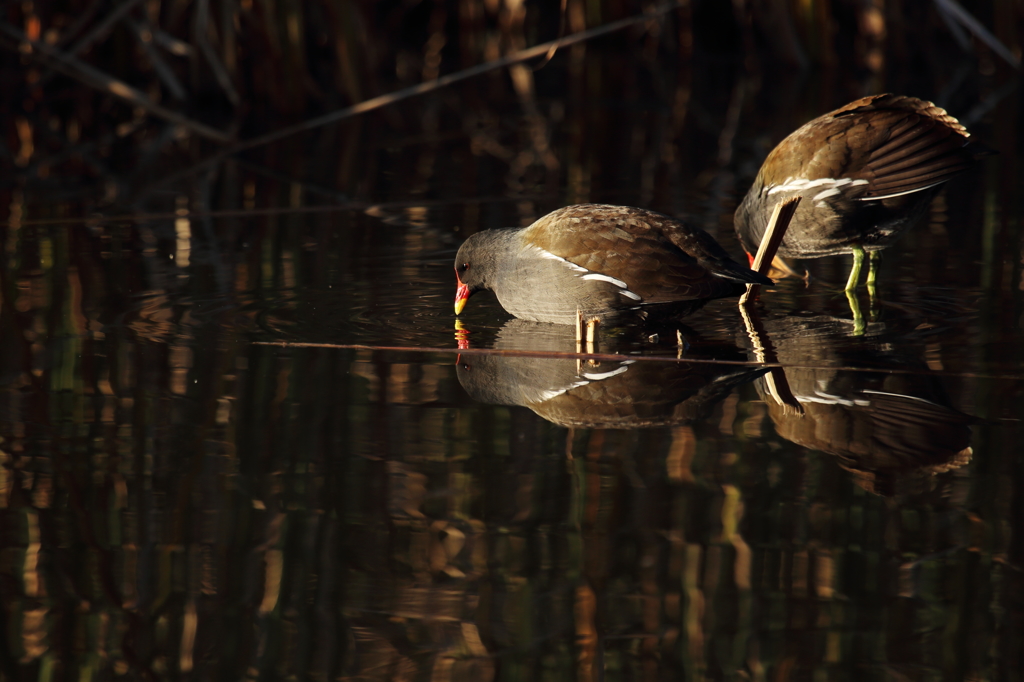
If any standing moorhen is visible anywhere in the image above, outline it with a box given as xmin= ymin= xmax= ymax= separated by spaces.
xmin=734 ymin=94 xmax=990 ymax=291
xmin=453 ymin=203 xmax=772 ymax=325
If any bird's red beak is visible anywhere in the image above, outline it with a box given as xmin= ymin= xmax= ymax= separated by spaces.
xmin=454 ymin=270 xmax=470 ymax=315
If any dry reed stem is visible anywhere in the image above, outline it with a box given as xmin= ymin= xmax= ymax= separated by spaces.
xmin=232 ymin=1 xmax=685 ymax=154
xmin=0 ymin=22 xmax=231 ymax=142
xmin=934 ymin=0 xmax=1021 ymax=69
xmin=126 ymin=17 xmax=187 ymax=100
xmin=195 ymin=0 xmax=241 ymax=106
xmin=738 ymin=196 xmax=801 ymax=305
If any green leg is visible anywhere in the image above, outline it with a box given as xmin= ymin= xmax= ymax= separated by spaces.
xmin=846 ymin=288 xmax=866 ymax=336
xmin=866 ymin=250 xmax=880 ymax=287
xmin=845 ymin=244 xmax=865 ymax=292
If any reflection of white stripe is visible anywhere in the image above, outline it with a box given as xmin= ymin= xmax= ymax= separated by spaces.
xmin=793 ymin=389 xmax=869 ymax=407
xmin=860 ymin=390 xmax=940 ymax=406
xmin=536 ymin=379 xmax=591 ymax=402
xmin=618 ymin=289 xmax=642 ymax=301
xmin=582 ymin=363 xmax=632 ymax=381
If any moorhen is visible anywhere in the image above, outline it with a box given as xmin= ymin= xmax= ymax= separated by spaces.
xmin=734 ymin=94 xmax=990 ymax=291
xmin=454 ymin=204 xmax=772 ymax=325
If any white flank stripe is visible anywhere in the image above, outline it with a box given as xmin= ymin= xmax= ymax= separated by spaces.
xmin=767 ymin=177 xmax=868 ymax=196
xmin=812 ymin=187 xmax=841 ymax=201
xmin=582 ymin=273 xmax=629 ymax=288
xmin=618 ymin=289 xmax=642 ymax=301
xmin=531 ymin=245 xmax=588 ymax=272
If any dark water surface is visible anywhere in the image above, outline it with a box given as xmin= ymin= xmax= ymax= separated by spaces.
xmin=2 ymin=27 xmax=1024 ymax=682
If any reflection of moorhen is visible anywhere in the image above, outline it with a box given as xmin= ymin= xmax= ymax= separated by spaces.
xmin=458 ymin=320 xmax=765 ymax=429
xmin=454 ymin=204 xmax=771 ymax=324
xmin=744 ymin=314 xmax=973 ymax=495
xmin=734 ymin=94 xmax=989 ymax=290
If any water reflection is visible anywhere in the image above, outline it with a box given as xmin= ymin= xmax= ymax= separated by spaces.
xmin=457 ymin=320 xmax=765 ymax=428
xmin=2 ymin=1 xmax=1022 ymax=676
xmin=744 ymin=313 xmax=974 ymax=495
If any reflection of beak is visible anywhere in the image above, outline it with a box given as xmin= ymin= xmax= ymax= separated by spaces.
xmin=454 ymin=272 xmax=470 ymax=315
xmin=454 ymin=320 xmax=470 ymax=349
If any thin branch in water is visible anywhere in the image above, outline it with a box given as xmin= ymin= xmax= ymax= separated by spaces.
xmin=249 ymin=340 xmax=1024 ymax=381
xmin=0 ymin=22 xmax=232 ymax=143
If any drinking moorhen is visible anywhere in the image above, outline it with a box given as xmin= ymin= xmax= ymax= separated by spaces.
xmin=454 ymin=204 xmax=772 ymax=325
xmin=734 ymin=94 xmax=990 ymax=291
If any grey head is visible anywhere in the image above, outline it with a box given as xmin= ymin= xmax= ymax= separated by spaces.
xmin=453 ymin=230 xmax=519 ymax=315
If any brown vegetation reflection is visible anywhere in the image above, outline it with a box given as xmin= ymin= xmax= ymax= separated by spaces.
xmin=0 ymin=0 xmax=1022 ymax=681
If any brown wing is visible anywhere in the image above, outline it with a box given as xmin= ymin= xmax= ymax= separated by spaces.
xmin=522 ymin=204 xmax=765 ymax=304
xmin=774 ymin=94 xmax=986 ymax=200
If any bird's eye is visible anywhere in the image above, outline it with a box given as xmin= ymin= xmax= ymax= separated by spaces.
xmin=460 ymin=362 xmax=471 ymax=371
xmin=461 ymin=263 xmax=470 ymax=272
